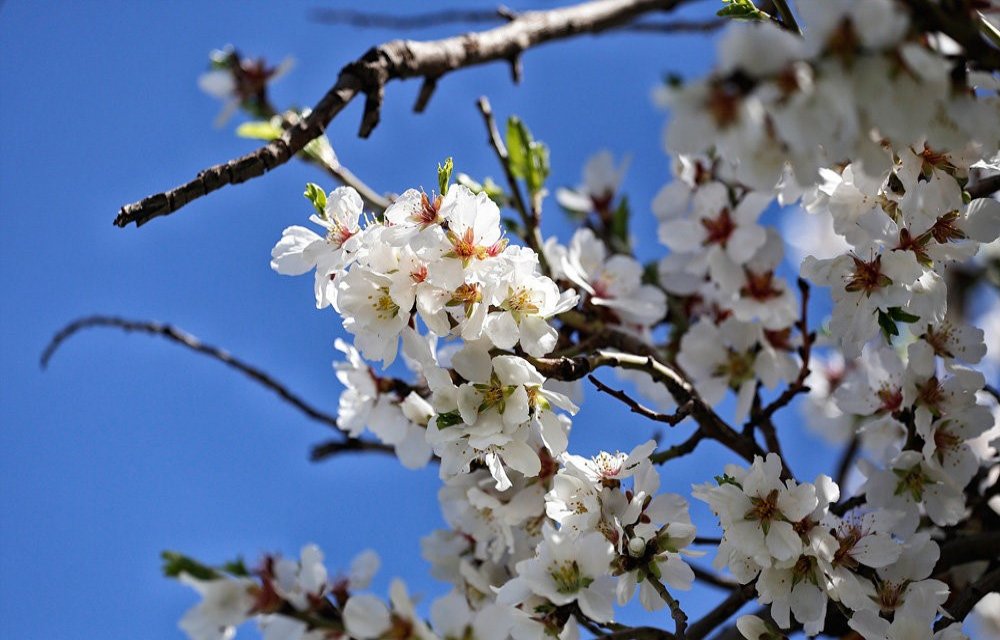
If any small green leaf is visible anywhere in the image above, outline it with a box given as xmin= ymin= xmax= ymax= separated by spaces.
xmin=506 ymin=117 xmax=531 ymax=179
xmin=438 ymin=157 xmax=454 ymax=196
xmin=222 ymin=557 xmax=250 ymax=577
xmin=303 ymin=183 xmax=327 ymax=217
xmin=435 ymin=410 xmax=464 ymax=428
xmin=717 ymin=0 xmax=767 ymax=20
xmin=877 ymin=309 xmax=900 ymax=339
xmin=235 ymin=120 xmax=284 ymax=141
xmin=715 ymin=473 xmax=741 ymax=488
xmin=162 ymin=551 xmax=219 ymax=581
xmin=505 ymin=116 xmax=549 ymax=196
xmin=887 ymin=307 xmax=920 ymax=323
xmin=610 ymin=196 xmax=631 ymax=252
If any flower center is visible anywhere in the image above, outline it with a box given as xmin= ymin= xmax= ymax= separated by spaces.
xmin=371 ymin=288 xmax=400 ymax=320
xmin=549 ymin=560 xmax=592 ymax=594
xmin=741 ymin=269 xmax=782 ymax=301
xmin=745 ymin=489 xmax=782 ymax=527
xmin=844 ymin=254 xmax=892 ymax=295
xmin=701 ymin=207 xmax=736 ymax=247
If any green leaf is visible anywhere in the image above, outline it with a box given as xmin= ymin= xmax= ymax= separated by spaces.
xmin=222 ymin=557 xmax=250 ymax=577
xmin=714 ymin=473 xmax=741 ymax=488
xmin=162 ymin=551 xmax=219 ymax=581
xmin=438 ymin=157 xmax=454 ymax=196
xmin=506 ymin=117 xmax=531 ymax=179
xmin=610 ymin=196 xmax=631 ymax=252
xmin=505 ymin=116 xmax=549 ymax=196
xmin=303 ymin=183 xmax=327 ymax=217
xmin=235 ymin=120 xmax=284 ymax=141
xmin=877 ymin=309 xmax=900 ymax=339
xmin=887 ymin=307 xmax=921 ymax=323
xmin=435 ymin=410 xmax=464 ymax=429
xmin=717 ymin=0 xmax=767 ymax=20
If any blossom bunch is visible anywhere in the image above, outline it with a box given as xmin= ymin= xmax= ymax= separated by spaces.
xmin=168 ymin=2 xmax=1000 ymax=639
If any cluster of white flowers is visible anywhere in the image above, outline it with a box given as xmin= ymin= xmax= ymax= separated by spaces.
xmin=174 ymin=2 xmax=1000 ymax=638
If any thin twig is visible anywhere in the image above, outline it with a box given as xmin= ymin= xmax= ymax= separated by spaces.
xmin=649 ymin=428 xmax=705 ymax=464
xmin=116 ymin=0 xmax=693 ymax=228
xmin=691 ymin=564 xmax=739 ymax=591
xmin=769 ymin=0 xmax=800 ymax=33
xmin=833 ymin=436 xmax=859 ymax=490
xmin=686 ymin=582 xmax=756 ymax=640
xmin=309 ymin=7 xmax=516 ymax=29
xmin=532 ymin=336 xmax=768 ymax=467
xmin=589 ymin=375 xmax=691 ymax=425
xmin=40 ymin=315 xmax=393 ymax=456
xmin=746 ymin=279 xmax=813 ymax=430
xmin=476 ymin=95 xmax=550 ymax=273
xmin=646 ymin=575 xmax=688 ymax=639
xmin=310 ymin=7 xmax=723 ymax=36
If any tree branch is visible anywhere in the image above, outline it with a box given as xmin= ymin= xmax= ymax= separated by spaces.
xmin=747 ymin=279 xmax=813 ymax=429
xmin=967 ymin=172 xmax=1000 ymax=199
xmin=691 ymin=564 xmax=739 ymax=591
xmin=40 ymin=315 xmax=393 ymax=456
xmin=588 ymin=375 xmax=691 ymax=425
xmin=646 ymin=575 xmax=688 ymax=639
xmin=115 ymin=0 xmax=692 ymax=228
xmin=531 ymin=330 xmax=768 ymax=467
xmin=935 ymin=566 xmax=1000 ymax=631
xmin=310 ymin=6 xmax=724 ymax=35
xmin=685 ymin=583 xmax=756 ymax=640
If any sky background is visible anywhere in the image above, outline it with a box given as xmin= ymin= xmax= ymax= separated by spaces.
xmin=1 ymin=1 xmax=986 ymax=639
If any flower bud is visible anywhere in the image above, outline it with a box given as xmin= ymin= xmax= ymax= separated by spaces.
xmin=627 ymin=536 xmax=646 ymax=557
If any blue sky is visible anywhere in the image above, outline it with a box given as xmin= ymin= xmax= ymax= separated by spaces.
xmin=0 ymin=1 xmax=844 ymax=638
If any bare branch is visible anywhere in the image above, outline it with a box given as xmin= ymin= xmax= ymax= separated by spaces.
xmin=531 ymin=326 xmax=769 ymax=467
xmin=309 ymin=7 xmax=515 ymax=30
xmin=41 ymin=315 xmax=392 ymax=455
xmin=646 ymin=575 xmax=688 ymax=639
xmin=968 ymin=172 xmax=1000 ymax=199
xmin=650 ymin=428 xmax=705 ymax=464
xmin=476 ymin=95 xmax=549 ymax=273
xmin=686 ymin=583 xmax=756 ymax=640
xmin=936 ymin=532 xmax=1000 ymax=572
xmin=935 ymin=566 xmax=1000 ymax=631
xmin=310 ymin=438 xmax=397 ymax=461
xmin=310 ymin=6 xmax=724 ymax=35
xmin=116 ymin=0 xmax=692 ymax=228
xmin=746 ymin=279 xmax=813 ymax=431
xmin=691 ymin=564 xmax=739 ymax=591
xmin=588 ymin=375 xmax=691 ymax=425
xmin=982 ymin=384 xmax=1000 ymax=403
xmin=833 ymin=436 xmax=859 ymax=490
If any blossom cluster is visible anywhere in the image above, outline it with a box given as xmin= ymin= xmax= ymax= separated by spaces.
xmin=172 ymin=2 xmax=1000 ymax=639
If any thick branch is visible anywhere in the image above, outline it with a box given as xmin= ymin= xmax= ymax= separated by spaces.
xmin=968 ymin=172 xmax=1000 ymax=199
xmin=41 ymin=315 xmax=392 ymax=455
xmin=936 ymin=532 xmax=1000 ymax=572
xmin=116 ymin=0 xmax=689 ymax=228
xmin=686 ymin=583 xmax=756 ymax=640
xmin=936 ymin=566 xmax=1000 ymax=631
